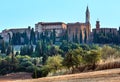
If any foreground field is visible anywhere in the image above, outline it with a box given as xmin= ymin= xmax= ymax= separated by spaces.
xmin=0 ymin=68 xmax=120 ymax=82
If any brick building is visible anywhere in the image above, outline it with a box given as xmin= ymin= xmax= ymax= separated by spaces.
xmin=1 ymin=27 xmax=31 ymax=43
xmin=92 ymin=21 xmax=118 ymax=35
xmin=67 ymin=6 xmax=91 ymax=43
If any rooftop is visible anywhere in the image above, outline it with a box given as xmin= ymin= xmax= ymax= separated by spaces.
xmin=37 ymin=22 xmax=66 ymax=25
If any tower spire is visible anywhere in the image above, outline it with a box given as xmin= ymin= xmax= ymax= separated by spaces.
xmin=86 ymin=6 xmax=90 ymax=23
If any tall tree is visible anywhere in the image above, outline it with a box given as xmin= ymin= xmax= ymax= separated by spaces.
xmin=53 ymin=29 xmax=56 ymax=44
xmin=75 ymin=33 xmax=78 ymax=43
xmin=22 ymin=31 xmax=29 ymax=45
xmin=80 ymin=30 xmax=82 ymax=43
xmin=8 ymin=33 xmax=12 ymax=45
xmin=84 ymin=29 xmax=87 ymax=43
xmin=72 ymin=33 xmax=75 ymax=42
xmin=30 ymin=28 xmax=36 ymax=44
xmin=1 ymin=40 xmax=6 ymax=53
xmin=6 ymin=45 xmax=13 ymax=55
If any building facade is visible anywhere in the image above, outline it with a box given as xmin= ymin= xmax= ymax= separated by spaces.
xmin=67 ymin=6 xmax=91 ymax=43
xmin=35 ymin=22 xmax=67 ymax=42
xmin=92 ymin=21 xmax=118 ymax=35
xmin=1 ymin=27 xmax=31 ymax=43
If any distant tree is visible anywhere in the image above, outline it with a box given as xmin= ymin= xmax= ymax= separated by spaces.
xmin=101 ymin=45 xmax=118 ymax=59
xmin=20 ymin=45 xmax=34 ymax=56
xmin=74 ymin=33 xmax=78 ymax=43
xmin=35 ymin=41 xmax=47 ymax=57
xmin=63 ymin=49 xmax=82 ymax=73
xmin=53 ymin=29 xmax=56 ymax=44
xmin=60 ymin=30 xmax=68 ymax=42
xmin=80 ymin=44 xmax=90 ymax=51
xmin=28 ymin=45 xmax=34 ymax=56
xmin=80 ymin=30 xmax=82 ymax=43
xmin=22 ymin=31 xmax=29 ymax=45
xmin=84 ymin=29 xmax=87 ymax=43
xmin=1 ymin=40 xmax=6 ymax=53
xmin=30 ymin=28 xmax=36 ymax=44
xmin=46 ymin=55 xmax=63 ymax=71
xmin=72 ymin=33 xmax=75 ymax=42
xmin=70 ymin=42 xmax=80 ymax=50
xmin=37 ymin=32 xmax=40 ymax=40
xmin=42 ymin=54 xmax=48 ymax=65
xmin=6 ymin=45 xmax=13 ymax=55
xmin=59 ymin=40 xmax=70 ymax=53
xmin=16 ymin=32 xmax=21 ymax=45
xmin=8 ymin=33 xmax=12 ymax=45
xmin=83 ymin=50 xmax=101 ymax=70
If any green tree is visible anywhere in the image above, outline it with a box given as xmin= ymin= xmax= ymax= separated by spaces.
xmin=84 ymin=29 xmax=87 ymax=43
xmin=46 ymin=55 xmax=63 ymax=71
xmin=101 ymin=45 xmax=119 ymax=59
xmin=84 ymin=50 xmax=101 ymax=70
xmin=8 ymin=33 xmax=12 ymax=44
xmin=1 ymin=40 xmax=6 ymax=53
xmin=72 ymin=33 xmax=75 ymax=42
xmin=30 ymin=28 xmax=36 ymax=44
xmin=63 ymin=49 xmax=82 ymax=73
xmin=6 ymin=45 xmax=13 ymax=55
xmin=22 ymin=31 xmax=29 ymax=45
xmin=80 ymin=30 xmax=82 ymax=43
xmin=53 ymin=29 xmax=56 ymax=44
xmin=59 ymin=40 xmax=70 ymax=52
xmin=75 ymin=33 xmax=78 ymax=43
xmin=60 ymin=30 xmax=68 ymax=42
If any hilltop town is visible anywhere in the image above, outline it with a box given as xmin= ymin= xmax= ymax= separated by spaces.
xmin=0 ymin=6 xmax=120 ymax=81
xmin=0 ymin=6 xmax=120 ymax=45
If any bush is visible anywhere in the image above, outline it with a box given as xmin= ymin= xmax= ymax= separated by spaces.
xmin=32 ymin=66 xmax=49 ymax=78
xmin=0 ymin=68 xmax=9 ymax=75
xmin=46 ymin=55 xmax=63 ymax=71
xmin=83 ymin=50 xmax=101 ymax=70
xmin=26 ymin=66 xmax=35 ymax=72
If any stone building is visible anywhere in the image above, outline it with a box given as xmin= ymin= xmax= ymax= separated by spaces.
xmin=1 ymin=27 xmax=31 ymax=43
xmin=92 ymin=21 xmax=118 ymax=35
xmin=67 ymin=6 xmax=91 ymax=43
xmin=35 ymin=22 xmax=67 ymax=41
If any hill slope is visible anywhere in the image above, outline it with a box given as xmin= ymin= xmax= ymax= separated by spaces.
xmin=0 ymin=68 xmax=120 ymax=82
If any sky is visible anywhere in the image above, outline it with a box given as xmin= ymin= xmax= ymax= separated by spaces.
xmin=0 ymin=0 xmax=120 ymax=32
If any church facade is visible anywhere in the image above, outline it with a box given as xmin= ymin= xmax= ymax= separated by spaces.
xmin=0 ymin=6 xmax=92 ymax=44
xmin=67 ymin=6 xmax=91 ymax=43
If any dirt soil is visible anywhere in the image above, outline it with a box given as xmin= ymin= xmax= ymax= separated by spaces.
xmin=0 ymin=72 xmax=32 ymax=82
xmin=0 ymin=68 xmax=120 ymax=82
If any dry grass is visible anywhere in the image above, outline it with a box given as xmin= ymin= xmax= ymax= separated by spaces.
xmin=14 ymin=68 xmax=120 ymax=82
xmin=0 ymin=58 xmax=120 ymax=82
xmin=0 ymin=72 xmax=32 ymax=82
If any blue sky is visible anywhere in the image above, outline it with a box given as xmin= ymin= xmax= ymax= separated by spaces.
xmin=0 ymin=0 xmax=120 ymax=32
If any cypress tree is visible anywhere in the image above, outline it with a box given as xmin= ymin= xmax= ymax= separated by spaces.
xmin=75 ymin=33 xmax=78 ymax=43
xmin=80 ymin=30 xmax=82 ymax=43
xmin=72 ymin=33 xmax=75 ymax=42
xmin=1 ymin=40 xmax=6 ymax=53
xmin=53 ymin=29 xmax=56 ymax=44
xmin=84 ymin=29 xmax=87 ymax=43
xmin=30 ymin=28 xmax=36 ymax=44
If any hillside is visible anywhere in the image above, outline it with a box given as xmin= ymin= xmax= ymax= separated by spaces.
xmin=0 ymin=68 xmax=120 ymax=82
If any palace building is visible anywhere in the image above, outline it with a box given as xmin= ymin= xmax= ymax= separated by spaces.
xmin=35 ymin=22 xmax=67 ymax=37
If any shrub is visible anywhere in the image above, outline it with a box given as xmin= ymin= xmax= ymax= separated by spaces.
xmin=0 ymin=68 xmax=8 ymax=75
xmin=46 ymin=55 xmax=63 ymax=71
xmin=26 ymin=66 xmax=35 ymax=72
xmin=32 ymin=66 xmax=49 ymax=78
xmin=83 ymin=50 xmax=101 ymax=70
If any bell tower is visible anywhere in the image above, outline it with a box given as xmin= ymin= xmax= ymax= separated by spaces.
xmin=86 ymin=6 xmax=90 ymax=23
xmin=96 ymin=20 xmax=100 ymax=29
